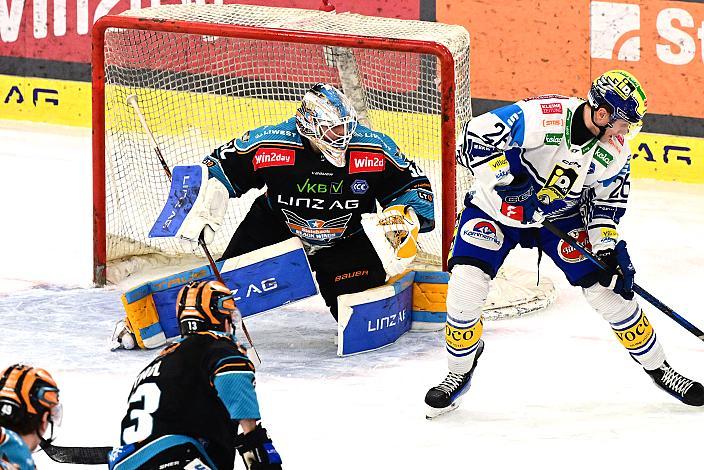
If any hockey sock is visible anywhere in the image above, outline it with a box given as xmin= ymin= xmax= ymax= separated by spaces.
xmin=583 ymin=284 xmax=665 ymax=370
xmin=446 ymin=265 xmax=490 ymax=374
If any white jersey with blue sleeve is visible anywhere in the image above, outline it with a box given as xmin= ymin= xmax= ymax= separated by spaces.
xmin=457 ymin=95 xmax=631 ymax=251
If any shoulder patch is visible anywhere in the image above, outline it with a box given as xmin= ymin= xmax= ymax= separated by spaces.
xmin=593 ymin=146 xmax=615 ymax=167
xmin=235 ymin=118 xmax=302 ymax=152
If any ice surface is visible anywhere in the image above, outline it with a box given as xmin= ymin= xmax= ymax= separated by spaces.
xmin=1 ymin=121 xmax=703 ymax=469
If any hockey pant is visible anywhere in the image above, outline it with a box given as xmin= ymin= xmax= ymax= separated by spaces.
xmin=220 ymin=195 xmax=386 ymax=319
xmin=444 ymin=204 xmax=666 ymax=373
xmin=110 ymin=436 xmax=217 ymax=470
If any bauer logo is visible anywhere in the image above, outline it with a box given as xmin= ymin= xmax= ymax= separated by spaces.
xmin=252 ymin=148 xmax=295 ymax=169
xmin=459 ymin=218 xmax=504 ymax=251
xmin=558 ymin=229 xmax=592 ymax=263
xmin=540 ymin=103 xmax=563 ymax=114
xmin=349 ymin=152 xmax=385 ymax=173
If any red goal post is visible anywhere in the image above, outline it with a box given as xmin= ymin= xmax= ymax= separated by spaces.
xmin=92 ymin=4 xmax=471 ymax=286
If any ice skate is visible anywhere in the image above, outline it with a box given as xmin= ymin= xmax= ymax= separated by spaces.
xmin=646 ymin=362 xmax=704 ymax=406
xmin=425 ymin=340 xmax=484 ymax=419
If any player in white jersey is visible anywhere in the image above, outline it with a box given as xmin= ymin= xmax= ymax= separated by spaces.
xmin=425 ymin=70 xmax=704 ymax=417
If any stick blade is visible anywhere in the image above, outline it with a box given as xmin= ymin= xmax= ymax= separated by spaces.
xmin=41 ymin=442 xmax=112 ymax=465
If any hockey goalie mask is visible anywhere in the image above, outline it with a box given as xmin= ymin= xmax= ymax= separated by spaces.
xmin=0 ymin=364 xmax=62 ymax=439
xmin=588 ymin=70 xmax=647 ymax=140
xmin=296 ymin=83 xmax=358 ymax=167
xmin=176 ymin=280 xmax=240 ymax=336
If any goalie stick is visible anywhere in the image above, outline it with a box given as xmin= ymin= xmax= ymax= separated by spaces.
xmin=538 ymin=216 xmax=704 ymax=342
xmin=126 ymin=94 xmax=261 ymax=365
xmin=40 ymin=440 xmax=110 ymax=465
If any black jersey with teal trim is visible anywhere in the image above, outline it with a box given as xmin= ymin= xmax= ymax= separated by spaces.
xmin=204 ymin=118 xmax=435 ymax=247
xmin=118 ymin=333 xmax=257 ymax=470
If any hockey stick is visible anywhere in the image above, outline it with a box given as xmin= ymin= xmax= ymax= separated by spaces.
xmin=126 ymin=94 xmax=262 ymax=364
xmin=538 ymin=217 xmax=704 ymax=342
xmin=40 ymin=440 xmax=110 ymax=465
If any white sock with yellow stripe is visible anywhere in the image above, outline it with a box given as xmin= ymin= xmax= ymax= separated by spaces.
xmin=583 ymin=284 xmax=665 ymax=370
xmin=446 ymin=265 xmax=490 ymax=374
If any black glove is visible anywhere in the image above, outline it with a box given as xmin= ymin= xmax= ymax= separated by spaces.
xmin=595 ymin=240 xmax=635 ymax=300
xmin=494 ymin=173 xmax=540 ymax=224
xmin=234 ymin=424 xmax=282 ymax=470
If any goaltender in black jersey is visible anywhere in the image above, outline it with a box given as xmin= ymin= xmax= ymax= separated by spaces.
xmin=178 ymin=83 xmax=435 ymax=319
xmin=109 ymin=281 xmax=282 ymax=470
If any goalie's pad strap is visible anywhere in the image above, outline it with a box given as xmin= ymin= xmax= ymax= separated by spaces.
xmin=122 ymin=238 xmax=318 ymax=349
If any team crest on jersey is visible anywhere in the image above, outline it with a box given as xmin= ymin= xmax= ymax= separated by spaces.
xmin=281 ymin=209 xmax=352 ymax=243
xmin=537 ymin=164 xmax=579 ymax=204
xmin=557 ymin=229 xmax=592 ymax=263
xmin=252 ymin=148 xmax=295 ymax=170
xmin=459 ymin=218 xmax=504 ymax=250
xmin=349 ymin=152 xmax=385 ymax=173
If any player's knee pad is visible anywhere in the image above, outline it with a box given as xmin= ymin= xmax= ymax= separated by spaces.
xmin=445 ymin=265 xmax=489 ymax=363
xmin=447 ymin=264 xmax=490 ymax=322
xmin=582 ymin=283 xmax=638 ymax=324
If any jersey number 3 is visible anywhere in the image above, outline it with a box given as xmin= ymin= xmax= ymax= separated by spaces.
xmin=122 ymin=383 xmax=162 ymax=444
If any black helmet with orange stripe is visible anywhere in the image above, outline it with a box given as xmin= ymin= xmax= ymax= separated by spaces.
xmin=176 ymin=280 xmax=240 ymax=336
xmin=0 ymin=364 xmax=61 ymax=437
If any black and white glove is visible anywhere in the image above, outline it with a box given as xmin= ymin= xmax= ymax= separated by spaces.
xmin=234 ymin=425 xmax=282 ymax=470
xmin=494 ymin=173 xmax=540 ymax=224
xmin=595 ymin=240 xmax=636 ymax=300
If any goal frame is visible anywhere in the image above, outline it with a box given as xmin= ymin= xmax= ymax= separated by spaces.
xmin=91 ymin=14 xmax=459 ymax=286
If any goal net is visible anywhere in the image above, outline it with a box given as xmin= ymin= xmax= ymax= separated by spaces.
xmin=92 ymin=4 xmax=555 ymax=317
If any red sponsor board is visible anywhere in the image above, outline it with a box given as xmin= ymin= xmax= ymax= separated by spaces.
xmin=349 ymin=151 xmax=385 ymax=173
xmin=1 ymin=0 xmax=419 ymax=73
xmin=540 ymin=103 xmax=563 ymax=114
xmin=252 ymin=147 xmax=295 ymax=169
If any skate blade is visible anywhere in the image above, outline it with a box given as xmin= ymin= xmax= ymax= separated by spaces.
xmin=425 ymin=402 xmax=458 ymax=419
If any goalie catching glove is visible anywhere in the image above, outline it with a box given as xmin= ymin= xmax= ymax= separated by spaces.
xmin=234 ymin=424 xmax=283 ymax=470
xmin=149 ymin=164 xmax=230 ymax=246
xmin=361 ymin=204 xmax=420 ymax=276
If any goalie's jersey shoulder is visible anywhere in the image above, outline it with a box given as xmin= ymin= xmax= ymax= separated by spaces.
xmin=349 ymin=125 xmax=398 ymax=155
xmin=0 ymin=426 xmax=34 ymax=470
xmin=234 ymin=118 xmax=303 ymax=152
xmin=349 ymin=124 xmax=414 ymax=170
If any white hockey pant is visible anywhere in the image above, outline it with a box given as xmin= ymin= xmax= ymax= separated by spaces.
xmin=446 ymin=265 xmax=490 ymax=374
xmin=583 ymin=284 xmax=665 ymax=370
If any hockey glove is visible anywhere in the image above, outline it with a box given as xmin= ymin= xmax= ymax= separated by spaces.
xmin=494 ymin=173 xmax=539 ymax=224
xmin=595 ymin=240 xmax=635 ymax=300
xmin=361 ymin=204 xmax=420 ymax=276
xmin=234 ymin=424 xmax=282 ymax=470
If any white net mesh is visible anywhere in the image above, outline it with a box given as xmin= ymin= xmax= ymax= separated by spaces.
xmin=99 ymin=4 xmax=472 ymax=275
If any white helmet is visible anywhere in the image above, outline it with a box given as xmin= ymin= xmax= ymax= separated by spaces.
xmin=295 ymin=83 xmax=358 ymax=167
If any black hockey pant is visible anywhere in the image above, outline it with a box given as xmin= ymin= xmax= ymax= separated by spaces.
xmin=220 ymin=195 xmax=386 ymax=320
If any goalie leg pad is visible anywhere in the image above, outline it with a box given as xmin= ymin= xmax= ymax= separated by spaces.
xmin=446 ymin=264 xmax=490 ymax=374
xmin=119 ymin=238 xmax=318 ymax=349
xmin=583 ymin=284 xmax=665 ymax=370
xmin=411 ymin=270 xmax=450 ymax=331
